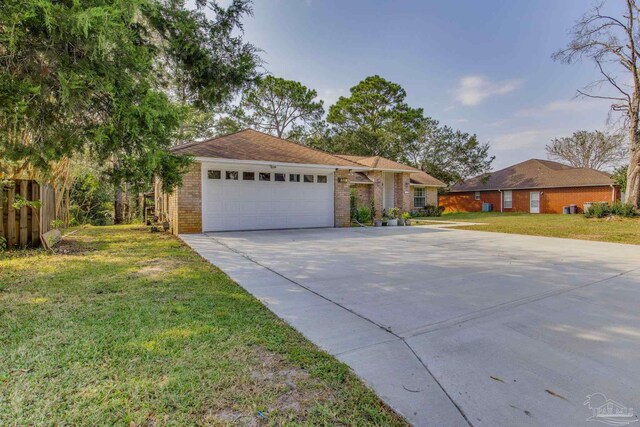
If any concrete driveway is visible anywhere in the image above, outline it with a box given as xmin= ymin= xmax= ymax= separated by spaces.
xmin=181 ymin=226 xmax=640 ymax=426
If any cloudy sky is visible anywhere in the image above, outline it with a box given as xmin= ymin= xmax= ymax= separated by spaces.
xmin=231 ymin=0 xmax=624 ymax=170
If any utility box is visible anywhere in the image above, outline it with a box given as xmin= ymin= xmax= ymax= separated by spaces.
xmin=482 ymin=202 xmax=493 ymax=212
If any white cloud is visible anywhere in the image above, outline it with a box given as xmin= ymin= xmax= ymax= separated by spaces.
xmin=515 ymin=97 xmax=611 ymax=118
xmin=454 ymin=75 xmax=523 ymax=106
xmin=489 ymin=129 xmax=559 ymax=151
xmin=319 ymin=88 xmax=348 ymax=107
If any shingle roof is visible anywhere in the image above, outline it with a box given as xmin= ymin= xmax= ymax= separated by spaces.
xmin=349 ymin=172 xmax=373 ymax=184
xmin=171 ymin=129 xmax=362 ymax=168
xmin=335 ymin=155 xmax=418 ymax=172
xmin=171 ymin=129 xmax=446 ymax=187
xmin=449 ymin=159 xmax=614 ymax=192
xmin=410 ymin=171 xmax=447 ymax=187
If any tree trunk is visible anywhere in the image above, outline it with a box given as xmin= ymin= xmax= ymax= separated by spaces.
xmin=626 ymin=145 xmax=640 ymax=207
xmin=114 ymin=186 xmax=124 ymax=225
xmin=625 ymin=101 xmax=640 ymax=207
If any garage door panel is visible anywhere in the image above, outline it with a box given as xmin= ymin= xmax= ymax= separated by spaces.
xmin=202 ymin=165 xmax=334 ymax=231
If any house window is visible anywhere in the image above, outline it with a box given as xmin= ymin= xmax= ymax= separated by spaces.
xmin=503 ymin=190 xmax=513 ymax=209
xmin=317 ymin=175 xmax=328 ymax=183
xmin=274 ymin=173 xmax=285 ymax=182
xmin=414 ymin=187 xmax=426 ymax=208
xmin=259 ymin=172 xmax=271 ymax=181
xmin=226 ymin=171 xmax=238 ymax=180
xmin=208 ymin=170 xmax=221 ymax=180
xmin=290 ymin=174 xmax=300 ymax=182
xmin=304 ymin=174 xmax=314 ymax=183
xmin=243 ymin=171 xmax=255 ymax=181
xmin=475 ymin=191 xmax=481 ymax=201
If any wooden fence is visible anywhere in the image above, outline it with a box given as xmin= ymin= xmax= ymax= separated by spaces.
xmin=1 ymin=180 xmax=56 ymax=248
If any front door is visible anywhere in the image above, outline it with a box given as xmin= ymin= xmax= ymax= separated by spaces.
xmin=383 ymin=172 xmax=395 ymax=211
xmin=530 ymin=191 xmax=540 ymax=214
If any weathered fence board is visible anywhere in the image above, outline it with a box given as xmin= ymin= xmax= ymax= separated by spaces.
xmin=1 ymin=180 xmax=55 ymax=248
xmin=7 ymin=185 xmax=16 ymax=247
xmin=31 ymin=182 xmax=39 ymax=243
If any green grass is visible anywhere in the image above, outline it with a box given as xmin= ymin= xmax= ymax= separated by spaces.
xmin=0 ymin=226 xmax=406 ymax=426
xmin=417 ymin=212 xmax=640 ymax=244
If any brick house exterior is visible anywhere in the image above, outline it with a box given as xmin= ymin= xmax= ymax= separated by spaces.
xmin=155 ymin=130 xmax=445 ymax=233
xmin=440 ymin=159 xmax=619 ymax=214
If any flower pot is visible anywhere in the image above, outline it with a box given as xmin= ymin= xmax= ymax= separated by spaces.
xmin=374 ymin=219 xmax=382 ymax=227
xmin=387 ymin=219 xmax=398 ymax=226
xmin=398 ymin=218 xmax=405 ymax=226
xmin=405 ymin=219 xmax=411 ymax=226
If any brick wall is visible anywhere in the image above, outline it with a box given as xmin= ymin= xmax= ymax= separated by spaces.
xmin=440 ymin=186 xmax=618 ymax=213
xmin=367 ymin=171 xmax=384 ymax=220
xmin=352 ymin=184 xmax=372 ymax=208
xmin=394 ymin=173 xmax=411 ymax=212
xmin=410 ymin=186 xmax=440 ymax=210
xmin=334 ymin=170 xmax=351 ymax=227
xmin=174 ymin=163 xmax=202 ymax=233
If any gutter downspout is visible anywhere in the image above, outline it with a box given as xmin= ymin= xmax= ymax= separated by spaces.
xmin=610 ymin=184 xmax=616 ymax=203
xmin=498 ymin=189 xmax=503 ymax=212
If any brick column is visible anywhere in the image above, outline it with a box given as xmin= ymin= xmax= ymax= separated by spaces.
xmin=334 ymin=170 xmax=351 ymax=227
xmin=394 ymin=172 xmax=411 ymax=213
xmin=367 ymin=171 xmax=384 ymax=219
xmin=175 ymin=162 xmax=202 ymax=234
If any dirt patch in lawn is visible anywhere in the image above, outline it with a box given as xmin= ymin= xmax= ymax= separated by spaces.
xmin=54 ymin=234 xmax=96 ymax=255
xmin=135 ymin=258 xmax=186 ymax=277
xmin=202 ymin=347 xmax=335 ymax=425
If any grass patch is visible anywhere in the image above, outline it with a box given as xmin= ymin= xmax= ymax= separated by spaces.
xmin=418 ymin=212 xmax=640 ymax=244
xmin=0 ymin=226 xmax=406 ymax=426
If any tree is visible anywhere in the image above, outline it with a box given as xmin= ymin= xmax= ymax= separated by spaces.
xmin=0 ymin=0 xmax=259 ymax=223
xmin=554 ymin=0 xmax=640 ymax=206
xmin=546 ymin=130 xmax=626 ymax=170
xmin=404 ymin=117 xmax=494 ymax=186
xmin=235 ymin=75 xmax=324 ymax=138
xmin=326 ymin=75 xmax=424 ymax=159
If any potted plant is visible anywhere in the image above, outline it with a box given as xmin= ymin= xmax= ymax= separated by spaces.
xmin=386 ymin=207 xmax=399 ymax=226
xmin=402 ymin=212 xmax=412 ymax=226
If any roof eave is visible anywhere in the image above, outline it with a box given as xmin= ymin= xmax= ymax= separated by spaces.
xmin=194 ymin=156 xmax=369 ymax=171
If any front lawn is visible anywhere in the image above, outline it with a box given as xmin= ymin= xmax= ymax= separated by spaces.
xmin=419 ymin=212 xmax=640 ymax=245
xmin=0 ymin=226 xmax=405 ymax=426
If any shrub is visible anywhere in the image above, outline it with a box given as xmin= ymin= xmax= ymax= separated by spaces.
xmin=411 ymin=204 xmax=443 ymax=217
xmin=584 ymin=203 xmax=610 ymax=218
xmin=611 ymin=202 xmax=638 ymax=217
xmin=356 ymin=206 xmax=372 ymax=224
xmin=585 ymin=202 xmax=637 ymax=218
xmin=0 ymin=236 xmax=6 ymax=252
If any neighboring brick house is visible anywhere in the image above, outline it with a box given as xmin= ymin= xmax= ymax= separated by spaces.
xmin=155 ymin=129 xmax=444 ymax=234
xmin=440 ymin=159 xmax=620 ymax=214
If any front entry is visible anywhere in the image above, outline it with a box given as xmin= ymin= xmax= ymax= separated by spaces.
xmin=530 ymin=191 xmax=540 ymax=214
xmin=383 ymin=172 xmax=395 ymax=211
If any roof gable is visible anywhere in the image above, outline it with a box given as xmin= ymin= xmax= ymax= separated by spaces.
xmin=450 ymin=159 xmax=614 ymax=192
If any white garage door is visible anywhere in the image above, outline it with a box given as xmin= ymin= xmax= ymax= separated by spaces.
xmin=201 ymin=163 xmax=335 ymax=231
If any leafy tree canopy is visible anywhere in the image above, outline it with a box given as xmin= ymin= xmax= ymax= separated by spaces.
xmin=326 ymin=75 xmax=424 ymax=159
xmin=0 ymin=0 xmax=259 ymax=191
xmin=233 ymin=75 xmax=324 ymax=138
xmin=403 ymin=117 xmax=494 ymax=186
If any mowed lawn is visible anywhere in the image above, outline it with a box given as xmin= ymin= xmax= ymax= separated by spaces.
xmin=0 ymin=226 xmax=405 ymax=426
xmin=422 ymin=212 xmax=640 ymax=244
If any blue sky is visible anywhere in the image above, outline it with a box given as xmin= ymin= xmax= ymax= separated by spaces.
xmin=229 ymin=0 xmax=622 ymax=170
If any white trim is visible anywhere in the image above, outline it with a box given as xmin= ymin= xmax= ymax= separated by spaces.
xmin=369 ymin=167 xmax=419 ymax=173
xmin=409 ymin=183 xmax=446 ymax=188
xmin=194 ymin=156 xmax=367 ymax=171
